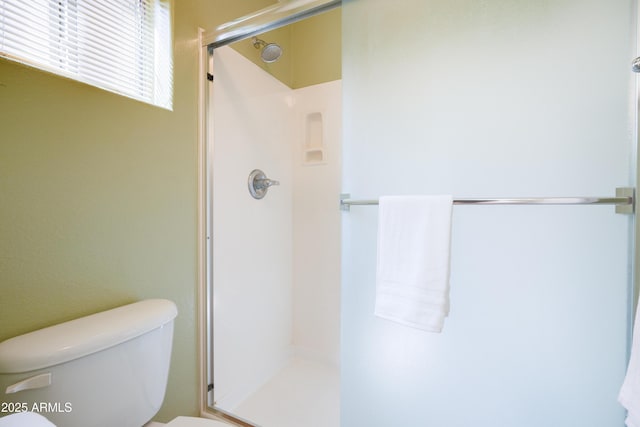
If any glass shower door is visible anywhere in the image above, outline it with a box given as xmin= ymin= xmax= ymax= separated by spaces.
xmin=341 ymin=0 xmax=635 ymax=426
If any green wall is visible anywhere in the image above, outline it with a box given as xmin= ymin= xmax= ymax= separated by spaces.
xmin=0 ymin=0 xmax=273 ymax=422
xmin=291 ymin=7 xmax=341 ymax=88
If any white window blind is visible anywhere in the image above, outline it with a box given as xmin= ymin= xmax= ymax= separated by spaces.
xmin=0 ymin=0 xmax=173 ymax=110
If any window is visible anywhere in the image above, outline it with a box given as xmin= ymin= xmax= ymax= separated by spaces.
xmin=0 ymin=0 xmax=173 ymax=109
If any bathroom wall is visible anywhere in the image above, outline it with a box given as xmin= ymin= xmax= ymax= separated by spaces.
xmin=210 ymin=45 xmax=341 ymax=410
xmin=342 ymin=0 xmax=634 ymax=426
xmin=290 ymin=8 xmax=341 ymax=88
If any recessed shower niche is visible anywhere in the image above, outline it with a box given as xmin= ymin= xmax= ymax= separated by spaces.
xmin=303 ymin=112 xmax=326 ymax=165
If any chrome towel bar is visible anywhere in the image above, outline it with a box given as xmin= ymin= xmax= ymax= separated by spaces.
xmin=340 ymin=187 xmax=635 ymax=214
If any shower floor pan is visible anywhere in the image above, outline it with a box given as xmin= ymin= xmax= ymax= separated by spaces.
xmin=232 ymin=357 xmax=339 ymax=427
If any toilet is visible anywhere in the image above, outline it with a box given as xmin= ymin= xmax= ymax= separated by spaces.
xmin=0 ymin=299 xmax=230 ymax=427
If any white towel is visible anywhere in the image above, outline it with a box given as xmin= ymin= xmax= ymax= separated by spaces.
xmin=374 ymin=195 xmax=453 ymax=332
xmin=620 ymin=302 xmax=640 ymax=426
xmin=0 ymin=412 xmax=57 ymax=427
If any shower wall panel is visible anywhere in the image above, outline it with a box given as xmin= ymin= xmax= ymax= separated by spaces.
xmin=212 ymin=46 xmax=294 ymax=410
xmin=293 ymin=81 xmax=342 ymax=365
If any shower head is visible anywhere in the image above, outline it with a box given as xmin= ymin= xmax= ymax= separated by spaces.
xmin=252 ymin=37 xmax=283 ymax=63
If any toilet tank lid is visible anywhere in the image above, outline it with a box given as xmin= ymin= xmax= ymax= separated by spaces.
xmin=0 ymin=299 xmax=178 ymax=374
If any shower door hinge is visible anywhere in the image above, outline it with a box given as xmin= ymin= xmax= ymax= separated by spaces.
xmin=207 ymin=383 xmax=214 ymax=392
xmin=207 ymin=73 xmax=214 ymax=82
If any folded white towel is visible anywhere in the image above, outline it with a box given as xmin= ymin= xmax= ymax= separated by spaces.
xmin=0 ymin=412 xmax=56 ymax=427
xmin=374 ymin=195 xmax=453 ymax=332
xmin=620 ymin=301 xmax=640 ymax=426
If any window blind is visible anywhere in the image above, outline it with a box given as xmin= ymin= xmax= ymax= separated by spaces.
xmin=0 ymin=0 xmax=173 ymax=110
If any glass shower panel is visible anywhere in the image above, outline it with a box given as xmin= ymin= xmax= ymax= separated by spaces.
xmin=341 ymin=0 xmax=634 ymax=426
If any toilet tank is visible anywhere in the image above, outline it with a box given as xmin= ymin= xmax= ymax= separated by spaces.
xmin=0 ymin=299 xmax=178 ymax=427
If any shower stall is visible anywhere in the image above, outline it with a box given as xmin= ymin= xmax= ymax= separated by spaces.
xmin=200 ymin=2 xmax=342 ymax=426
xmin=200 ymin=0 xmax=640 ymax=426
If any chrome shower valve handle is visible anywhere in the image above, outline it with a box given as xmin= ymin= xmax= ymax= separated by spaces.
xmin=254 ymin=177 xmax=279 ymax=190
xmin=248 ymin=169 xmax=280 ymax=199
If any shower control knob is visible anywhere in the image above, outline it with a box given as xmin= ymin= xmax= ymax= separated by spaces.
xmin=248 ymin=169 xmax=279 ymax=199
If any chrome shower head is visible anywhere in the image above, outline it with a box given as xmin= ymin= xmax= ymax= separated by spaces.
xmin=252 ymin=37 xmax=283 ymax=63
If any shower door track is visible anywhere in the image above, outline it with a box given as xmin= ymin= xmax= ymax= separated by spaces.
xmin=202 ymin=0 xmax=340 ymax=49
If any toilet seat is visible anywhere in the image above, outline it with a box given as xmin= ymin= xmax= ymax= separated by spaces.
xmin=165 ymin=416 xmax=232 ymax=427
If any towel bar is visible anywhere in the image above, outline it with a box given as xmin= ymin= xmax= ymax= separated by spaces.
xmin=340 ymin=187 xmax=635 ymax=214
